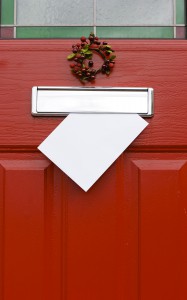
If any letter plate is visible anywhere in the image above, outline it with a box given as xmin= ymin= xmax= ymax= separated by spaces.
xmin=32 ymin=86 xmax=154 ymax=117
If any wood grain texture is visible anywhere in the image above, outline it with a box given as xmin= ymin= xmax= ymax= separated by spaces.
xmin=1 ymin=40 xmax=187 ymax=300
xmin=0 ymin=164 xmax=5 ymax=300
xmin=0 ymin=40 xmax=187 ymax=147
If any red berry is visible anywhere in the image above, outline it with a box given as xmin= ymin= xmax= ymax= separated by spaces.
xmin=109 ymin=63 xmax=114 ymax=68
xmin=81 ymin=36 xmax=86 ymax=42
xmin=74 ymin=66 xmax=79 ymax=72
xmin=70 ymin=63 xmax=75 ymax=68
xmin=102 ymin=64 xmax=107 ymax=72
xmin=90 ymin=44 xmax=98 ymax=49
xmin=88 ymin=60 xmax=93 ymax=67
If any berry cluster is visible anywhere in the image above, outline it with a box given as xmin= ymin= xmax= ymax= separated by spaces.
xmin=67 ymin=33 xmax=116 ymax=83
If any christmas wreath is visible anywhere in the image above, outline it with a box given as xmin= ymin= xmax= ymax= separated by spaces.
xmin=67 ymin=32 xmax=116 ymax=83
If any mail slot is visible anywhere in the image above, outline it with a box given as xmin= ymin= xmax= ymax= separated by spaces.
xmin=32 ymin=86 xmax=154 ymax=117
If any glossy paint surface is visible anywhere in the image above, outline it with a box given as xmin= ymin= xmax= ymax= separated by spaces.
xmin=0 ymin=40 xmax=187 ymax=300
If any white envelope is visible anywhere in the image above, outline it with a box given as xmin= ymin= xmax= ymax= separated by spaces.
xmin=38 ymin=113 xmax=148 ymax=191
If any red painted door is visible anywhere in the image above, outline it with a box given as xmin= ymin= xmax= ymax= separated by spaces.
xmin=1 ymin=40 xmax=187 ymax=300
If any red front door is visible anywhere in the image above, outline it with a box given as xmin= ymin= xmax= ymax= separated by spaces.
xmin=1 ymin=40 xmax=187 ymax=300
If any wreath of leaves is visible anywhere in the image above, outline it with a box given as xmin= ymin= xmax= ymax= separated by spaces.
xmin=67 ymin=32 xmax=116 ymax=83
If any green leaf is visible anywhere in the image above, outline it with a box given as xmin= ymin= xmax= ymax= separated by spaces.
xmin=106 ymin=70 xmax=110 ymax=75
xmin=82 ymin=77 xmax=88 ymax=81
xmin=104 ymin=45 xmax=111 ymax=49
xmin=67 ymin=53 xmax=76 ymax=60
xmin=82 ymin=45 xmax=89 ymax=52
xmin=85 ymin=54 xmax=92 ymax=60
xmin=110 ymin=55 xmax=116 ymax=61
xmin=85 ymin=50 xmax=92 ymax=55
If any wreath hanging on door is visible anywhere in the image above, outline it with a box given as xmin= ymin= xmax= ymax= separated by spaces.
xmin=67 ymin=32 xmax=116 ymax=83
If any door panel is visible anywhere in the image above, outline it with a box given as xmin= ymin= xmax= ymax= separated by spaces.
xmin=0 ymin=40 xmax=187 ymax=300
xmin=129 ymin=156 xmax=187 ymax=300
xmin=0 ymin=154 xmax=138 ymax=300
xmin=0 ymin=159 xmax=51 ymax=299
